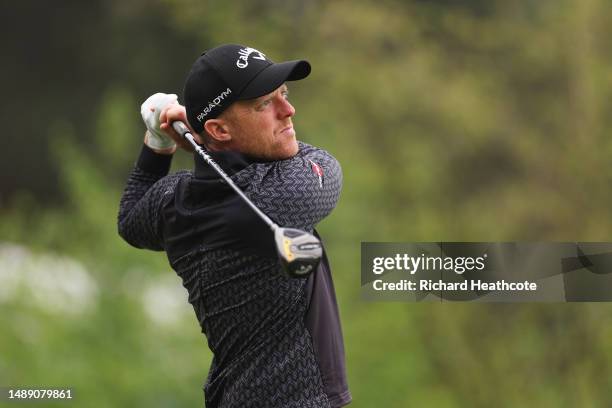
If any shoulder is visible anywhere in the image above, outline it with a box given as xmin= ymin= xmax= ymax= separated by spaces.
xmin=235 ymin=142 xmax=337 ymax=174
xmin=229 ymin=142 xmax=341 ymax=199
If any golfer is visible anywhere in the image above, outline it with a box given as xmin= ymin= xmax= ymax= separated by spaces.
xmin=118 ymin=44 xmax=351 ymax=407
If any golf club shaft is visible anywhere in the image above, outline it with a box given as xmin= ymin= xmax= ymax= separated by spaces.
xmin=172 ymin=121 xmax=279 ymax=231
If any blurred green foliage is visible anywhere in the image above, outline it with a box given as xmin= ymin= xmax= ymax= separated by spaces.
xmin=2 ymin=0 xmax=612 ymax=406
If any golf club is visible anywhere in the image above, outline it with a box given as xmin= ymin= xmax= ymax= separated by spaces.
xmin=172 ymin=121 xmax=322 ymax=278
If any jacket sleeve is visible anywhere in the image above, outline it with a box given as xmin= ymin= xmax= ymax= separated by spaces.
xmin=232 ymin=142 xmax=343 ymax=232
xmin=117 ymin=144 xmax=181 ymax=251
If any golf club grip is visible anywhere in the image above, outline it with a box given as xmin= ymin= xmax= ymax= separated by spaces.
xmin=172 ymin=121 xmax=191 ymax=138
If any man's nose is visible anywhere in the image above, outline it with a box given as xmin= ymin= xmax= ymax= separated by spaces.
xmin=277 ymin=97 xmax=295 ymax=119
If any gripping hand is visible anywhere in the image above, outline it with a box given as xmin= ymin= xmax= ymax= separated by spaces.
xmin=140 ymin=93 xmax=178 ymax=150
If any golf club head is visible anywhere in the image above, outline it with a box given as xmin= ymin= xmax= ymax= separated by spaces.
xmin=274 ymin=228 xmax=322 ymax=278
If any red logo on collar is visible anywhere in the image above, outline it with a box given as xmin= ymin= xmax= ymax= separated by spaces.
xmin=309 ymin=160 xmax=323 ymax=188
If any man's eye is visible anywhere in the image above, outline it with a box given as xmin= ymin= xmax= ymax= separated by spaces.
xmin=257 ymin=99 xmax=271 ymax=110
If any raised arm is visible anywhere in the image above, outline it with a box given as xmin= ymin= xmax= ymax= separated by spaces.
xmin=118 ymin=94 xmax=191 ymax=250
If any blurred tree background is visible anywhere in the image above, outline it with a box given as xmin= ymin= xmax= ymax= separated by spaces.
xmin=2 ymin=0 xmax=612 ymax=406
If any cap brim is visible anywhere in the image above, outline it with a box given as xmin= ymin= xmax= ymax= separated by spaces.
xmin=238 ymin=60 xmax=311 ymax=100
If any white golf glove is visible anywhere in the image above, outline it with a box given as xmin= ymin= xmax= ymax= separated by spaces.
xmin=140 ymin=92 xmax=178 ymax=150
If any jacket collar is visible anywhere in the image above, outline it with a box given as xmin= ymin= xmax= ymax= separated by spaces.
xmin=193 ymin=148 xmax=255 ymax=179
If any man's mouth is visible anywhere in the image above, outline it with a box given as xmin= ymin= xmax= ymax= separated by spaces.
xmin=280 ymin=125 xmax=295 ymax=137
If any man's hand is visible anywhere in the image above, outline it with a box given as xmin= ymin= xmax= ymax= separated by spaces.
xmin=159 ymin=104 xmax=199 ymax=153
xmin=141 ymin=93 xmax=179 ymax=154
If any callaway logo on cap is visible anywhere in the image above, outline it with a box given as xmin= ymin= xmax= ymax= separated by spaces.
xmin=236 ymin=47 xmax=267 ymax=68
xmin=184 ymin=44 xmax=311 ymax=133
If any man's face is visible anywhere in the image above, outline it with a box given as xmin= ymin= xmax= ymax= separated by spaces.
xmin=223 ymin=84 xmax=298 ymax=160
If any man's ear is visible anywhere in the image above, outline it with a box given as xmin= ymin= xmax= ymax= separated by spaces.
xmin=203 ymin=119 xmax=232 ymax=142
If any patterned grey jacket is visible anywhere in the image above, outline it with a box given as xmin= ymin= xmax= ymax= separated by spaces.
xmin=118 ymin=142 xmax=351 ymax=407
